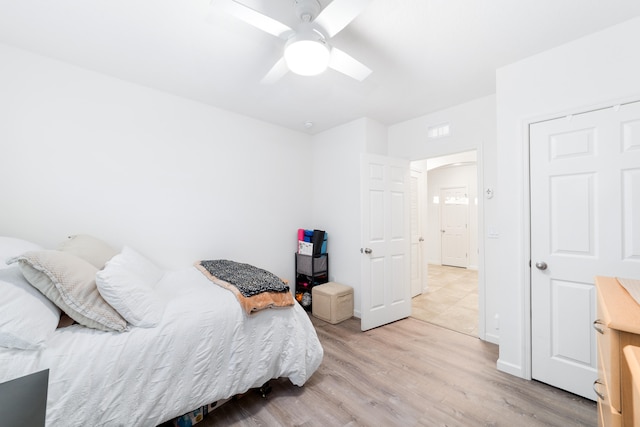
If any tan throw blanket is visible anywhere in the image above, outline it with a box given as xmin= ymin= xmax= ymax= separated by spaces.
xmin=195 ymin=260 xmax=294 ymax=315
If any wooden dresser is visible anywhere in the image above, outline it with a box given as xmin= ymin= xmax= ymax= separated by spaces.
xmin=595 ymin=276 xmax=640 ymax=426
xmin=623 ymin=346 xmax=640 ymax=427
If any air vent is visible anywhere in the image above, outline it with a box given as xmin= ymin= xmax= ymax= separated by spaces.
xmin=427 ymin=123 xmax=450 ymax=139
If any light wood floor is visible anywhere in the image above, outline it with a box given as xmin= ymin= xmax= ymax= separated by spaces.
xmin=199 ymin=316 xmax=596 ymax=426
xmin=412 ymin=264 xmax=478 ymax=336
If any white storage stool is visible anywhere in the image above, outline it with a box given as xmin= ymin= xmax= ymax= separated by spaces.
xmin=312 ymin=282 xmax=353 ymax=324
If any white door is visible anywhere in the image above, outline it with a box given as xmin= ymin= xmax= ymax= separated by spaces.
xmin=530 ymin=101 xmax=640 ymax=400
xmin=440 ymin=187 xmax=468 ymax=268
xmin=361 ymin=154 xmax=411 ymax=331
xmin=410 ymin=169 xmax=423 ymax=297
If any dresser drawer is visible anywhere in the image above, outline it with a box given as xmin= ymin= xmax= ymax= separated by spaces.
xmin=598 ymin=396 xmax=622 ymax=427
xmin=596 ymin=277 xmax=640 ymax=427
xmin=597 ymin=344 xmax=622 ymax=427
xmin=624 ymin=346 xmax=640 ymax=427
xmin=597 ymin=289 xmax=621 ymax=412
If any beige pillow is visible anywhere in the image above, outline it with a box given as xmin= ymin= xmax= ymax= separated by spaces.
xmin=10 ymin=250 xmax=126 ymax=332
xmin=58 ymin=234 xmax=118 ymax=269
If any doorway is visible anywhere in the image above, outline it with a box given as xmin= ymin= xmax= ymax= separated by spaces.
xmin=410 ymin=151 xmax=480 ymax=337
xmin=440 ymin=186 xmax=470 ymax=268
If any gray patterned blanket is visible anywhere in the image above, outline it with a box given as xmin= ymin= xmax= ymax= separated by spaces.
xmin=198 ymin=259 xmax=288 ymax=297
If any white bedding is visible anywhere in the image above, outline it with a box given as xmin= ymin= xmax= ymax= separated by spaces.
xmin=0 ymin=266 xmax=323 ymax=426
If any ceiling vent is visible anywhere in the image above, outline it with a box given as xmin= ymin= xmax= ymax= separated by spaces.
xmin=427 ymin=123 xmax=450 ymax=139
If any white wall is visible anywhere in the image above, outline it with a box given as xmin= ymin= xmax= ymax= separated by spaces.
xmin=389 ymin=94 xmax=498 ymax=342
xmin=388 ymin=95 xmax=496 ymax=161
xmin=495 ymin=17 xmax=640 ymax=378
xmin=0 ymin=42 xmax=312 ymax=281
xmin=310 ymin=117 xmax=386 ymax=317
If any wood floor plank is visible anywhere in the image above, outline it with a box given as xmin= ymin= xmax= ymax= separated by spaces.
xmin=196 ymin=316 xmax=596 ymax=427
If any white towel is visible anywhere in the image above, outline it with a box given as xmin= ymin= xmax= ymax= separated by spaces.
xmin=617 ymin=277 xmax=640 ymax=305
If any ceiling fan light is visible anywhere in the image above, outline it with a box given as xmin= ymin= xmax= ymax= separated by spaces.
xmin=284 ymin=39 xmax=330 ymax=76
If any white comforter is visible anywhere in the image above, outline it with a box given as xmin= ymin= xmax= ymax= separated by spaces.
xmin=0 ymin=267 xmax=323 ymax=426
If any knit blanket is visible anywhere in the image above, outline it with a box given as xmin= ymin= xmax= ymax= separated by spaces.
xmin=195 ymin=260 xmax=294 ymax=314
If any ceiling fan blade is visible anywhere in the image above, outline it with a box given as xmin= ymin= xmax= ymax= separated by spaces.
xmin=328 ymin=47 xmax=371 ymax=82
xmin=260 ymin=57 xmax=289 ymax=84
xmin=217 ymin=0 xmax=293 ymax=39
xmin=314 ymin=0 xmax=371 ymax=38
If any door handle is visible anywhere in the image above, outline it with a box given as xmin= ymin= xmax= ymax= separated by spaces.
xmin=362 ymin=248 xmax=372 ymax=254
xmin=593 ymin=319 xmax=605 ymax=335
xmin=535 ymin=261 xmax=548 ymax=270
xmin=593 ymin=379 xmax=605 ymax=401
xmin=419 ymin=237 xmax=424 ymax=242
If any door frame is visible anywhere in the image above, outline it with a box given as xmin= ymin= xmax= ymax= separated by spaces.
xmin=412 ymin=148 xmax=487 ymax=342
xmin=522 ymin=96 xmax=640 ymax=380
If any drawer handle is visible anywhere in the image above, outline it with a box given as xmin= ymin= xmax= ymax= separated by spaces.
xmin=593 ymin=379 xmax=605 ymax=401
xmin=593 ymin=319 xmax=604 ymax=334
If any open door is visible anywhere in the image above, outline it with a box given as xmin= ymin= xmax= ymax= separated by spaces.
xmin=410 ymin=169 xmax=424 ymax=297
xmin=360 ymin=154 xmax=411 ymax=331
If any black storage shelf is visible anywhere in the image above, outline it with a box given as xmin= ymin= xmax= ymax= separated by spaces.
xmin=294 ymin=253 xmax=328 ymax=311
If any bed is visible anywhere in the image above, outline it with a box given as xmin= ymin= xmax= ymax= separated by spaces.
xmin=0 ymin=235 xmax=323 ymax=426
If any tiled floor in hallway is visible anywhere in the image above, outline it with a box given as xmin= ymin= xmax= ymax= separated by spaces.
xmin=411 ymin=264 xmax=478 ymax=336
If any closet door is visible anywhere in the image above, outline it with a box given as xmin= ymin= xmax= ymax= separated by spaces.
xmin=530 ymin=101 xmax=640 ymax=399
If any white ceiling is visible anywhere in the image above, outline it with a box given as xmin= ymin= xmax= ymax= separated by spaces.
xmin=1 ymin=0 xmax=639 ymax=134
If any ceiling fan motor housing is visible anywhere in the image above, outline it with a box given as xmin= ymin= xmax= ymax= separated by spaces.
xmin=294 ymin=0 xmax=321 ymax=22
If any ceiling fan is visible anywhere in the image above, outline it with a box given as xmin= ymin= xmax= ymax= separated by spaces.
xmin=216 ymin=0 xmax=372 ymax=83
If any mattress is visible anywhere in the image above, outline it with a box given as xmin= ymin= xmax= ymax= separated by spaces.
xmin=0 ymin=266 xmax=323 ymax=426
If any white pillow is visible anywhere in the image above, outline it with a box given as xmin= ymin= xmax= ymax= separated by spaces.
xmin=0 ymin=236 xmax=42 ymax=269
xmin=0 ymin=266 xmax=61 ymax=350
xmin=95 ymin=246 xmax=165 ymax=328
xmin=9 ymin=250 xmax=127 ymax=332
xmin=58 ymin=234 xmax=118 ymax=269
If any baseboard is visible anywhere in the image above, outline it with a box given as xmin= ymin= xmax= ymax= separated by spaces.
xmin=428 ymin=261 xmax=478 ymax=270
xmin=496 ymin=358 xmax=525 ymax=379
xmin=483 ymin=332 xmax=499 ymax=345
